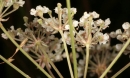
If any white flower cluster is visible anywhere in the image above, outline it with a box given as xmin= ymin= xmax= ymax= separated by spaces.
xmin=4 ymin=0 xmax=25 ymax=7
xmin=110 ymin=22 xmax=130 ymax=42
xmin=3 ymin=2 xmax=129 ymax=77
xmin=109 ymin=22 xmax=130 ymax=57
xmin=30 ymin=5 xmax=49 ymax=16
xmin=0 ymin=0 xmax=25 ymax=22
xmin=1 ymin=17 xmax=66 ymax=68
xmin=1 ymin=26 xmax=17 ymax=40
xmin=75 ymin=12 xmax=110 ymax=46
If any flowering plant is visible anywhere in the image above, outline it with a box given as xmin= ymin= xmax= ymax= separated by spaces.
xmin=0 ymin=0 xmax=130 ymax=78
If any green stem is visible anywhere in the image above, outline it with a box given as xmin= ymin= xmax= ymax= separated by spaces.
xmin=0 ymin=1 xmax=4 ymax=14
xmin=111 ymin=62 xmax=130 ymax=78
xmin=0 ymin=55 xmax=30 ymax=78
xmin=59 ymin=30 xmax=74 ymax=78
xmin=66 ymin=0 xmax=77 ymax=78
xmin=38 ymin=43 xmax=63 ymax=78
xmin=2 ymin=9 xmax=17 ymax=18
xmin=0 ymin=23 xmax=52 ymax=78
xmin=84 ymin=44 xmax=89 ymax=78
xmin=100 ymin=38 xmax=130 ymax=78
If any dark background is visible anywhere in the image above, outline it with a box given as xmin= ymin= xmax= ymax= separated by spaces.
xmin=0 ymin=0 xmax=130 ymax=78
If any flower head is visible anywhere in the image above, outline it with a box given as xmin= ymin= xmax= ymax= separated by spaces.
xmin=122 ymin=22 xmax=130 ymax=30
xmin=90 ymin=11 xmax=99 ymax=18
xmin=30 ymin=5 xmax=49 ymax=16
xmin=1 ymin=33 xmax=8 ymax=39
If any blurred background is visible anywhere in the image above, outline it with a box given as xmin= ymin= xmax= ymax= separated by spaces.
xmin=0 ymin=0 xmax=130 ymax=78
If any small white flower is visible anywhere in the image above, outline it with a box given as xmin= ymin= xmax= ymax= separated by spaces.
xmin=17 ymin=0 xmax=25 ymax=7
xmin=63 ymin=8 xmax=68 ymax=13
xmin=62 ymin=52 xmax=66 ymax=58
xmin=54 ymin=6 xmax=62 ymax=14
xmin=115 ymin=44 xmax=122 ymax=51
xmin=122 ymin=22 xmax=130 ymax=30
xmin=79 ymin=18 xmax=85 ymax=26
xmin=91 ymin=11 xmax=99 ymax=18
xmin=30 ymin=5 xmax=49 ymax=16
xmin=100 ymin=18 xmax=111 ymax=29
xmin=117 ymin=35 xmax=123 ymax=41
xmin=55 ymin=54 xmax=62 ymax=61
xmin=96 ymin=19 xmax=103 ymax=25
xmin=33 ymin=18 xmax=38 ymax=23
xmin=73 ymin=20 xmax=78 ymax=27
xmin=71 ymin=8 xmax=77 ymax=14
xmin=22 ymin=46 xmax=29 ymax=52
xmin=116 ymin=29 xmax=122 ymax=35
xmin=79 ymin=12 xmax=90 ymax=26
xmin=100 ymin=33 xmax=109 ymax=44
xmin=97 ymin=33 xmax=109 ymax=44
xmin=104 ymin=33 xmax=109 ymax=40
xmin=65 ymin=24 xmax=70 ymax=30
xmin=54 ymin=7 xmax=58 ymax=14
xmin=1 ymin=33 xmax=8 ymax=39
xmin=96 ymin=32 xmax=103 ymax=37
xmin=105 ymin=18 xmax=111 ymax=26
xmin=10 ymin=26 xmax=14 ymax=31
xmin=64 ymin=31 xmax=69 ymax=39
xmin=36 ymin=5 xmax=44 ymax=11
xmin=63 ymin=32 xmax=71 ymax=45
xmin=63 ymin=8 xmax=76 ymax=14
xmin=83 ymin=12 xmax=90 ymax=19
xmin=42 ymin=6 xmax=49 ymax=13
xmin=30 ymin=9 xmax=37 ymax=16
xmin=110 ymin=31 xmax=117 ymax=38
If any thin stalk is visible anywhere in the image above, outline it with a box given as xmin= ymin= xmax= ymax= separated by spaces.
xmin=38 ymin=43 xmax=63 ymax=78
xmin=66 ymin=0 xmax=77 ymax=78
xmin=2 ymin=9 xmax=17 ymax=18
xmin=1 ymin=4 xmax=13 ymax=16
xmin=100 ymin=38 xmax=130 ymax=78
xmin=59 ymin=30 xmax=74 ymax=78
xmin=91 ymin=26 xmax=102 ymax=42
xmin=0 ymin=55 xmax=30 ymax=78
xmin=0 ymin=23 xmax=52 ymax=78
xmin=111 ymin=62 xmax=130 ymax=78
xmin=57 ymin=3 xmax=62 ymax=29
xmin=84 ymin=44 xmax=89 ymax=78
xmin=45 ymin=61 xmax=55 ymax=78
xmin=0 ymin=1 xmax=4 ymax=14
